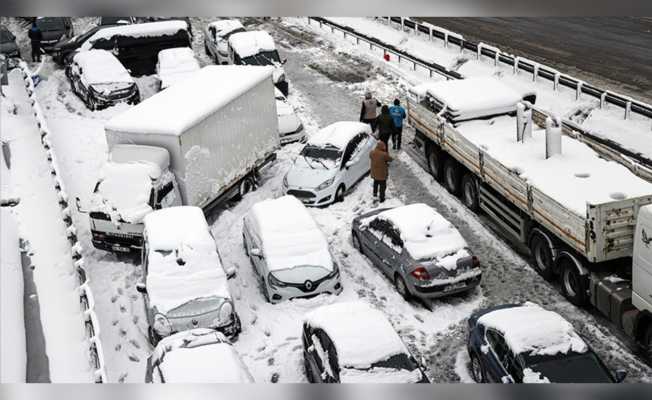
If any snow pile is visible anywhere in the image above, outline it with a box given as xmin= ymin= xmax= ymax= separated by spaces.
xmin=208 ymin=20 xmax=245 ymax=38
xmin=105 ymin=65 xmax=274 ymax=136
xmin=157 ymin=47 xmax=200 ymax=89
xmin=143 ymin=206 xmax=231 ymax=314
xmin=247 ymin=195 xmax=333 ymax=272
xmin=0 ymin=208 xmax=26 ymax=383
xmin=228 ymin=30 xmax=277 ymax=58
xmin=82 ymin=20 xmax=189 ymax=50
xmin=308 ymin=121 xmax=371 ymax=150
xmin=522 ymin=368 xmax=551 ymax=384
xmin=73 ymin=49 xmax=133 ymax=86
xmin=478 ymin=302 xmax=588 ymax=357
xmin=304 ymin=301 xmax=408 ymax=368
xmin=153 ymin=329 xmax=253 ymax=383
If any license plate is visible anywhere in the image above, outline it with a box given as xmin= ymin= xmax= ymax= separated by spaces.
xmin=444 ymin=282 xmax=466 ymax=292
xmin=112 ymin=245 xmax=130 ymax=253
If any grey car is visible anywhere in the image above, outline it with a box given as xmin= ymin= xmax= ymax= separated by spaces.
xmin=0 ymin=25 xmax=19 ymax=58
xmin=35 ymin=17 xmax=74 ymax=52
xmin=351 ymin=203 xmax=482 ymax=300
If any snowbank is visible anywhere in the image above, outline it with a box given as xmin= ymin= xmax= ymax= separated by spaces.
xmin=228 ymin=31 xmax=277 ymax=58
xmin=478 ymin=302 xmax=588 ymax=357
xmin=73 ymin=49 xmax=133 ymax=86
xmin=82 ymin=20 xmax=189 ymax=50
xmin=308 ymin=121 xmax=371 ymax=150
xmin=156 ymin=47 xmax=200 ymax=89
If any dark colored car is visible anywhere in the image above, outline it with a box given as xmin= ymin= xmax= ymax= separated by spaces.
xmin=35 ymin=17 xmax=73 ymax=52
xmin=466 ymin=303 xmax=627 ymax=383
xmin=0 ymin=25 xmax=20 ymax=58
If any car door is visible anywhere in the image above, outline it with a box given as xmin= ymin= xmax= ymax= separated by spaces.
xmin=375 ymin=220 xmax=403 ymax=277
xmin=484 ymin=329 xmax=515 ymax=383
xmin=364 ymin=219 xmax=396 ymax=277
xmin=348 ymin=132 xmax=373 ymax=182
xmin=303 ymin=325 xmax=327 ymax=382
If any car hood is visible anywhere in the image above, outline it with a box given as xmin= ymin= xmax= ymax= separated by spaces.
xmin=286 ymin=159 xmax=337 ymax=189
xmin=41 ymin=30 xmax=64 ymax=42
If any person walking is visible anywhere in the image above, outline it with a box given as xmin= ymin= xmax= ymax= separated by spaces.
xmin=389 ymin=98 xmax=407 ymax=150
xmin=359 ymin=91 xmax=381 ymax=131
xmin=375 ymin=105 xmax=395 ymax=149
xmin=369 ymin=141 xmax=393 ymax=203
xmin=28 ymin=22 xmax=43 ymax=62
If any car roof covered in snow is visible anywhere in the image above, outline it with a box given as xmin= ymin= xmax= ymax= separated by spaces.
xmin=308 ymin=121 xmax=372 ymax=150
xmin=153 ymin=329 xmax=254 ymax=383
xmin=143 ymin=206 xmax=230 ymax=313
xmin=110 ymin=144 xmax=170 ymax=172
xmin=73 ymin=49 xmax=133 ymax=86
xmin=208 ymin=19 xmax=245 ymax=37
xmin=105 ymin=65 xmax=274 ymax=136
xmin=247 ymin=196 xmax=333 ymax=272
xmin=228 ymin=30 xmax=276 ymax=58
xmin=156 ymin=47 xmax=200 ymax=89
xmin=82 ymin=20 xmax=189 ymax=49
xmin=362 ymin=203 xmax=469 ymax=263
xmin=477 ymin=302 xmax=588 ymax=357
xmin=304 ymin=302 xmax=409 ymax=368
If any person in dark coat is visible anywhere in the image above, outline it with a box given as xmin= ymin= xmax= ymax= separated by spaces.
xmin=360 ymin=91 xmax=381 ymax=131
xmin=28 ymin=22 xmax=43 ymax=62
xmin=389 ymin=98 xmax=407 ymax=150
xmin=375 ymin=105 xmax=395 ymax=148
xmin=369 ymin=141 xmax=393 ymax=203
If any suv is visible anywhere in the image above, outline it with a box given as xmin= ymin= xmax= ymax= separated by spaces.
xmin=35 ymin=17 xmax=73 ymax=52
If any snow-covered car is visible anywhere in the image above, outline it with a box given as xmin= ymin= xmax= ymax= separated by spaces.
xmin=156 ymin=47 xmax=200 ymax=90
xmin=66 ymin=49 xmax=140 ymax=110
xmin=275 ymin=88 xmax=304 ymax=144
xmin=0 ymin=25 xmax=19 ymax=58
xmin=136 ymin=206 xmax=241 ymax=345
xmin=466 ymin=302 xmax=626 ymax=383
xmin=204 ymin=19 xmax=245 ymax=65
xmin=227 ymin=30 xmax=289 ymax=95
xmin=98 ymin=17 xmax=135 ymax=26
xmin=145 ymin=329 xmax=254 ymax=383
xmin=302 ymin=301 xmax=429 ymax=383
xmin=242 ymin=195 xmax=343 ymax=303
xmin=35 ymin=17 xmax=73 ymax=52
xmin=283 ymin=122 xmax=375 ymax=206
xmin=351 ymin=203 xmax=482 ymax=300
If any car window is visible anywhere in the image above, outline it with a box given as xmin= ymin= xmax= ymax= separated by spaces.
xmin=313 ymin=329 xmax=339 ymax=381
xmin=156 ymin=181 xmax=174 ymax=208
xmin=369 ymin=218 xmax=403 ymax=248
xmin=486 ymin=329 xmax=518 ymax=378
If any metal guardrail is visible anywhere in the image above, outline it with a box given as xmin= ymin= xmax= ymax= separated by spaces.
xmin=17 ymin=62 xmax=107 ymax=383
xmin=306 ymin=17 xmax=652 ymax=180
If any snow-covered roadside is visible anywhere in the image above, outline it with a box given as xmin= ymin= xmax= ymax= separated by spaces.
xmin=1 ymin=69 xmax=93 ymax=382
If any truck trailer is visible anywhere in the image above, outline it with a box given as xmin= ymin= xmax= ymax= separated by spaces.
xmin=407 ymin=77 xmax=652 ymax=357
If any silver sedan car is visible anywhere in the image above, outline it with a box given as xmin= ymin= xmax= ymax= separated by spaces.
xmin=351 ymin=203 xmax=482 ymax=300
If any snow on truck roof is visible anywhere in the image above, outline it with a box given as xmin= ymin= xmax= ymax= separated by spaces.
xmin=228 ymin=30 xmax=276 ymax=58
xmin=478 ymin=302 xmax=588 ymax=357
xmin=82 ymin=20 xmax=189 ymax=48
xmin=248 ymin=196 xmax=333 ymax=272
xmin=304 ymin=302 xmax=409 ymax=368
xmin=73 ymin=49 xmax=133 ymax=86
xmin=308 ymin=121 xmax=371 ymax=150
xmin=208 ymin=20 xmax=244 ymax=37
xmin=105 ymin=65 xmax=274 ymax=136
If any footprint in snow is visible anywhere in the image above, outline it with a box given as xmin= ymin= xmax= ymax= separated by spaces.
xmin=414 ymin=314 xmax=425 ymax=323
xmin=129 ymin=339 xmax=141 ymax=349
xmin=292 ymin=344 xmax=302 ymax=351
xmin=112 ymin=320 xmax=119 ymax=326
xmin=118 ymin=372 xmax=128 ymax=383
xmin=120 ymin=304 xmax=127 ymax=313
xmin=268 ymin=357 xmax=275 ymax=366
xmin=264 ymin=329 xmax=271 ymax=337
xmin=250 ymin=316 xmax=257 ymax=325
xmin=256 ymin=345 xmax=266 ymax=352
xmin=128 ymin=353 xmax=140 ymax=363
xmin=270 ymin=373 xmax=279 ymax=383
xmin=117 ymin=287 xmax=124 ymax=295
xmin=119 ymin=328 xmax=127 ymax=337
xmin=110 ymin=295 xmax=118 ymax=303
xmin=285 ymin=336 xmax=298 ymax=341
xmin=132 ymin=315 xmax=139 ymax=324
xmin=115 ymin=344 xmax=122 ymax=352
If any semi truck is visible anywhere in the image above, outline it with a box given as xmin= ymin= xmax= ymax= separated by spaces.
xmin=81 ymin=65 xmax=279 ymax=253
xmin=407 ymin=77 xmax=652 ymax=357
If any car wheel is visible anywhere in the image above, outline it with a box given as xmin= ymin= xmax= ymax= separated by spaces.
xmin=443 ymin=158 xmax=461 ymax=195
xmin=235 ymin=176 xmax=256 ymax=200
xmin=87 ymin=96 xmax=97 ymax=111
xmin=427 ymin=146 xmax=443 ymax=181
xmin=528 ymin=229 xmax=555 ymax=281
xmin=559 ymin=252 xmax=589 ymax=307
xmin=394 ymin=274 xmax=412 ymax=301
xmin=304 ymin=356 xmax=315 ymax=383
xmin=335 ymin=184 xmax=345 ymax=203
xmin=148 ymin=327 xmax=160 ymax=347
xmin=204 ymin=42 xmax=210 ymax=56
xmin=262 ymin=279 xmax=272 ymax=303
xmin=242 ymin=233 xmax=249 ymax=256
xmin=461 ymin=173 xmax=479 ymax=211
xmin=352 ymin=232 xmax=363 ymax=253
xmin=469 ymin=352 xmax=486 ymax=383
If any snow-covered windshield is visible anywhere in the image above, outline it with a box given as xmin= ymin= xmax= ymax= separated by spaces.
xmin=36 ymin=17 xmax=65 ymax=31
xmin=241 ymin=50 xmax=281 ymax=66
xmin=524 ymin=352 xmax=612 ymax=383
xmin=300 ymin=145 xmax=341 ymax=169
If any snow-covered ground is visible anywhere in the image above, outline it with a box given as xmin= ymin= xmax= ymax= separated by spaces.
xmin=3 ymin=16 xmax=652 ymax=383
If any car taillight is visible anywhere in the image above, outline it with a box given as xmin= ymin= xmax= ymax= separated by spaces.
xmin=410 ymin=266 xmax=431 ymax=281
xmin=471 ymin=256 xmax=480 ymax=268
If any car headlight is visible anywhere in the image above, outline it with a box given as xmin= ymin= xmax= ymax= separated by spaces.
xmin=212 ymin=302 xmax=233 ymax=328
xmin=316 ymin=176 xmax=335 ymax=191
xmin=153 ymin=313 xmax=172 ymax=336
xmin=268 ymin=273 xmax=287 ymax=288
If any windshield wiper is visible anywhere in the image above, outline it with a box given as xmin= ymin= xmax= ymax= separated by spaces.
xmin=303 ymin=155 xmax=316 ymax=169
xmin=311 ymin=157 xmax=329 ymax=169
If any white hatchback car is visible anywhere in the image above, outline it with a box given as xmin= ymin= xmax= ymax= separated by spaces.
xmin=203 ymin=19 xmax=245 ymax=65
xmin=275 ymin=88 xmax=304 ymax=144
xmin=242 ymin=195 xmax=343 ymax=303
xmin=156 ymin=47 xmax=200 ymax=90
xmin=283 ymin=121 xmax=376 ymax=206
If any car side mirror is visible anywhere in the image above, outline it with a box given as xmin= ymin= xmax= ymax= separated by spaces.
xmin=135 ymin=283 xmax=147 ymax=294
xmin=250 ymin=248 xmax=263 ymax=258
xmin=225 ymin=266 xmax=237 ymax=279
xmin=614 ymin=369 xmax=627 ymax=383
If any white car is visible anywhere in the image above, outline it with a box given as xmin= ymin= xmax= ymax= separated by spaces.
xmin=203 ymin=19 xmax=245 ymax=65
xmin=136 ymin=206 xmax=240 ymax=345
xmin=275 ymin=88 xmax=304 ymax=144
xmin=156 ymin=47 xmax=200 ymax=90
xmin=242 ymin=195 xmax=343 ymax=303
xmin=283 ymin=121 xmax=376 ymax=206
xmin=145 ymin=329 xmax=254 ymax=383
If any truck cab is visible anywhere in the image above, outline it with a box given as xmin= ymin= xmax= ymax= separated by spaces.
xmin=88 ymin=144 xmax=181 ymax=253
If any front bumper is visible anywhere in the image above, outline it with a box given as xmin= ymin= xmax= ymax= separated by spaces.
xmin=92 ymin=90 xmax=139 ymax=110
xmin=283 ymin=182 xmax=337 ymax=207
xmin=267 ymin=276 xmax=342 ymax=304
xmin=411 ymin=271 xmax=482 ymax=299
xmin=91 ymin=229 xmax=143 ymax=253
xmin=279 ymin=124 xmax=305 ymax=145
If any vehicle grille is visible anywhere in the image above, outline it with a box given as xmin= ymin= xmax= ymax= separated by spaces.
xmin=287 ymin=189 xmax=315 ymax=199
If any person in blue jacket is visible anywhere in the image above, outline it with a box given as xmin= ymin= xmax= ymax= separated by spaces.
xmin=389 ymin=99 xmax=407 ymax=150
xmin=28 ymin=21 xmax=43 ymax=62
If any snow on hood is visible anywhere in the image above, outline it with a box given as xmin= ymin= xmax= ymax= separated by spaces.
xmin=247 ymin=196 xmax=333 ymax=272
xmin=228 ymin=30 xmax=276 ymax=58
xmin=157 ymin=47 xmax=200 ymax=89
xmin=82 ymin=20 xmax=189 ymax=50
xmin=286 ymin=157 xmax=337 ymax=188
xmin=478 ymin=302 xmax=589 ymax=357
xmin=363 ymin=203 xmax=469 ymax=262
xmin=304 ymin=302 xmax=409 ymax=368
xmin=73 ymin=49 xmax=134 ymax=86
xmin=308 ymin=121 xmax=371 ymax=150
xmin=144 ymin=207 xmax=231 ymax=314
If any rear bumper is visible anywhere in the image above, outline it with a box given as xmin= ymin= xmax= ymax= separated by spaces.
xmin=93 ymin=90 xmax=139 ymax=110
xmin=283 ymin=183 xmax=337 ymax=207
xmin=412 ymin=272 xmax=482 ymax=298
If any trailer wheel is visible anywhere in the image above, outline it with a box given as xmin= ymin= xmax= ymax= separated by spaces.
xmin=443 ymin=159 xmax=461 ymax=195
xmin=528 ymin=229 xmax=555 ymax=281
xmin=461 ymin=173 xmax=479 ymax=211
xmin=427 ymin=146 xmax=443 ymax=181
xmin=559 ymin=252 xmax=589 ymax=307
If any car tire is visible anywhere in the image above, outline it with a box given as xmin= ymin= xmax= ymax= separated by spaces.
xmin=559 ymin=252 xmax=589 ymax=307
xmin=427 ymin=145 xmax=443 ymax=181
xmin=352 ymin=231 xmax=363 ymax=253
xmin=394 ymin=274 xmax=412 ymax=301
xmin=335 ymin=184 xmax=345 ymax=203
xmin=469 ymin=352 xmax=486 ymax=383
xmin=262 ymin=279 xmax=272 ymax=303
xmin=304 ymin=357 xmax=315 ymax=383
xmin=148 ymin=327 xmax=160 ymax=347
xmin=204 ymin=42 xmax=210 ymax=56
xmin=235 ymin=176 xmax=256 ymax=200
xmin=242 ymin=233 xmax=249 ymax=256
xmin=528 ymin=229 xmax=555 ymax=281
xmin=87 ymin=96 xmax=97 ymax=111
xmin=443 ymin=158 xmax=462 ymax=195
xmin=461 ymin=173 xmax=479 ymax=211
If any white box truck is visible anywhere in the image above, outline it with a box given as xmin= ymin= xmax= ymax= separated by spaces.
xmin=81 ymin=65 xmax=279 ymax=253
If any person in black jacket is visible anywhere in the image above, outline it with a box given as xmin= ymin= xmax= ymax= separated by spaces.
xmin=375 ymin=105 xmax=395 ymax=149
xmin=28 ymin=22 xmax=43 ymax=62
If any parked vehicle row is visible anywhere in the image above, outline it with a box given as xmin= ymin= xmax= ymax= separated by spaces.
xmin=0 ymin=25 xmax=20 ymax=58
